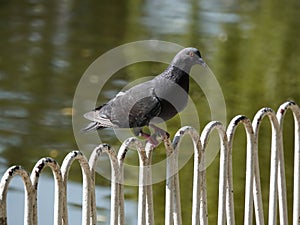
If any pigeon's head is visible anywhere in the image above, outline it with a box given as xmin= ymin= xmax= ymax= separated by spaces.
xmin=172 ymin=47 xmax=206 ymax=73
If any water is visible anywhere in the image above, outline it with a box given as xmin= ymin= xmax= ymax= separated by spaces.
xmin=0 ymin=0 xmax=300 ymax=224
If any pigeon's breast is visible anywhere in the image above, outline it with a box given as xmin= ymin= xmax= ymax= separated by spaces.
xmin=154 ymin=76 xmax=189 ymax=121
xmin=157 ymin=97 xmax=187 ymax=121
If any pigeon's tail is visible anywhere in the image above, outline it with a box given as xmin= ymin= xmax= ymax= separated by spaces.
xmin=81 ymin=122 xmax=100 ymax=133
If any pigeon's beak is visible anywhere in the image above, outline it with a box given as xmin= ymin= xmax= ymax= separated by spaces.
xmin=198 ymin=57 xmax=207 ymax=67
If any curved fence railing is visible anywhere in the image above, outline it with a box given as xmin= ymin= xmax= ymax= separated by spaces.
xmin=0 ymin=101 xmax=300 ymax=225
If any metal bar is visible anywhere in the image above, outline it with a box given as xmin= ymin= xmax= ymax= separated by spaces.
xmin=199 ymin=160 xmax=208 ymax=225
xmin=276 ymin=101 xmax=291 ymax=225
xmin=30 ymin=157 xmax=63 ymax=225
xmin=164 ymin=134 xmax=182 ymax=225
xmin=126 ymin=138 xmax=155 ymax=225
xmin=251 ymin=113 xmax=265 ymax=225
xmin=173 ymin=171 xmax=181 ymax=225
xmin=200 ymin=121 xmax=228 ymax=225
xmin=117 ymin=137 xmax=148 ymax=225
xmin=61 ymin=151 xmax=92 ymax=225
xmin=171 ymin=141 xmax=182 ymax=225
xmin=108 ymin=148 xmax=120 ymax=225
xmin=89 ymin=144 xmax=119 ymax=225
xmin=88 ymin=146 xmax=101 ymax=225
xmin=117 ymin=141 xmax=129 ymax=225
xmin=164 ymin=136 xmax=175 ymax=225
xmin=291 ymin=104 xmax=300 ymax=225
xmin=227 ymin=115 xmax=255 ymax=225
xmin=137 ymin=145 xmax=148 ymax=225
xmin=171 ymin=126 xmax=205 ymax=225
xmin=0 ymin=166 xmax=33 ymax=225
xmin=253 ymin=107 xmax=282 ymax=225
xmin=226 ymin=117 xmax=238 ymax=225
xmin=277 ymin=101 xmax=300 ymax=225
xmin=116 ymin=137 xmax=144 ymax=225
xmin=145 ymin=143 xmax=155 ymax=225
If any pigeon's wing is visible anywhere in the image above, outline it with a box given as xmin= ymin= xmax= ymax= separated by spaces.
xmin=83 ymin=81 xmax=162 ymax=129
xmin=83 ymin=108 xmax=117 ymax=128
xmin=81 ymin=121 xmax=101 ymax=132
xmin=102 ymin=85 xmax=162 ymax=128
xmin=127 ymin=88 xmax=162 ymax=127
xmin=83 ymin=89 xmax=127 ymax=129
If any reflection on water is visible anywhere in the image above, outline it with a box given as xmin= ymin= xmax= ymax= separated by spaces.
xmin=141 ymin=0 xmax=191 ymax=35
xmin=1 ymin=0 xmax=300 ymax=224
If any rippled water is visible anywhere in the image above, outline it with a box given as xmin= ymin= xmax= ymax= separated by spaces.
xmin=1 ymin=0 xmax=300 ymax=224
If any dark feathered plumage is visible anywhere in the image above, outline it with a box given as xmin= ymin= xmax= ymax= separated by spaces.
xmin=82 ymin=47 xmax=206 ymax=136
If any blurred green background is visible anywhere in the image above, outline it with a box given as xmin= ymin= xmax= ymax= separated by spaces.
xmin=0 ymin=0 xmax=300 ymax=224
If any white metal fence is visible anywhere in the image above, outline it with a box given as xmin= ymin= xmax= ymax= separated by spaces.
xmin=0 ymin=100 xmax=300 ymax=225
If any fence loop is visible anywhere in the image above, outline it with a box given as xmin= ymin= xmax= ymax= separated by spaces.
xmin=61 ymin=151 xmax=92 ymax=225
xmin=200 ymin=121 xmax=226 ymax=150
xmin=30 ymin=157 xmax=63 ymax=225
xmin=202 ymin=121 xmax=229 ymax=225
xmin=0 ymin=166 xmax=32 ymax=225
xmin=276 ymin=101 xmax=300 ymax=225
xmin=89 ymin=144 xmax=119 ymax=225
xmin=172 ymin=126 xmax=200 ymax=150
xmin=226 ymin=115 xmax=255 ymax=225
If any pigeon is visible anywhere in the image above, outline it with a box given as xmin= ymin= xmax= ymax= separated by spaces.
xmin=83 ymin=47 xmax=206 ymax=144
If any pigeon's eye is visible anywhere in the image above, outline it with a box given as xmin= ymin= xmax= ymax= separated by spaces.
xmin=189 ymin=52 xmax=194 ymax=57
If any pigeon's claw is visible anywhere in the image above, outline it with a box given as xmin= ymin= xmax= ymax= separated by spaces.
xmin=136 ymin=129 xmax=159 ymax=147
xmin=145 ymin=124 xmax=170 ymax=147
xmin=134 ymin=125 xmax=169 ymax=147
xmin=149 ymin=124 xmax=170 ymax=140
xmin=138 ymin=130 xmax=150 ymax=139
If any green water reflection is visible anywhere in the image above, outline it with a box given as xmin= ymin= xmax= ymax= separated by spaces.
xmin=0 ymin=0 xmax=300 ymax=224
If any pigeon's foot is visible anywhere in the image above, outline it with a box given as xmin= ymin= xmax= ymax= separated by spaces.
xmin=149 ymin=124 xmax=170 ymax=140
xmin=135 ymin=125 xmax=169 ymax=147
xmin=146 ymin=135 xmax=160 ymax=147
xmin=148 ymin=124 xmax=170 ymax=147
xmin=138 ymin=130 xmax=159 ymax=147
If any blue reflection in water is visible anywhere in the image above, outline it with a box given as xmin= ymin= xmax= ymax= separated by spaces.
xmin=6 ymin=176 xmax=115 ymax=225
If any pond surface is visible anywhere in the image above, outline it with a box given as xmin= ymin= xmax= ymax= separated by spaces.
xmin=0 ymin=0 xmax=300 ymax=224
